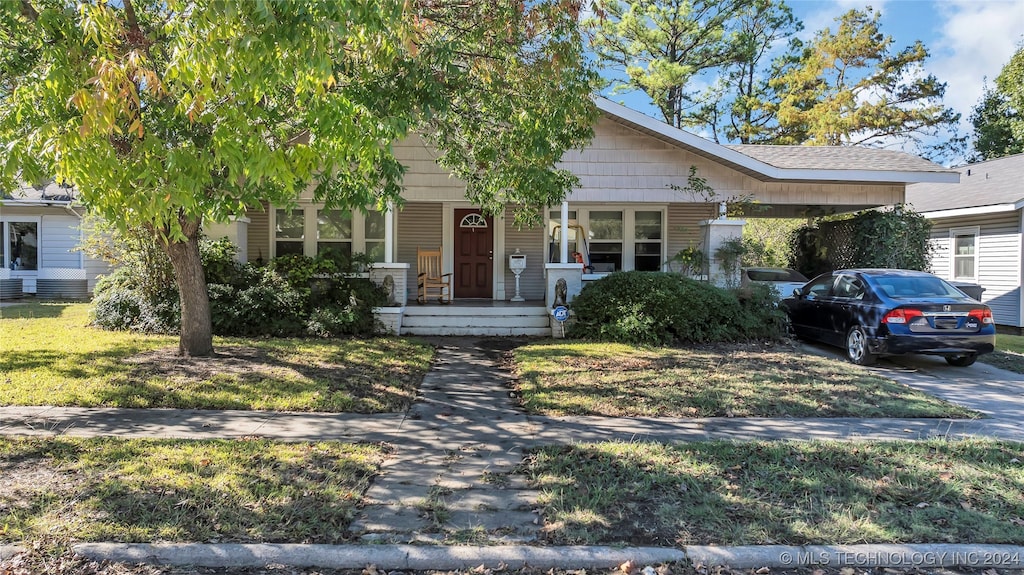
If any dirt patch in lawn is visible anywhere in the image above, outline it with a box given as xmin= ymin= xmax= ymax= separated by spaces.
xmin=123 ymin=346 xmax=283 ymax=381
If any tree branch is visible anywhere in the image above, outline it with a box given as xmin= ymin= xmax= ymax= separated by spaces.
xmin=19 ymin=0 xmax=38 ymax=22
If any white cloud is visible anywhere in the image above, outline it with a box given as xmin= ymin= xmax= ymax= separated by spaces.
xmin=931 ymin=0 xmax=1024 ymax=131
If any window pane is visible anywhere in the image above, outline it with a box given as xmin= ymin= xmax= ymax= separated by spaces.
xmin=275 ymin=241 xmax=304 ymax=257
xmin=365 ymin=211 xmax=385 ymax=240
xmin=0 ymin=224 xmax=5 ymax=266
xmin=317 ymin=210 xmax=351 ymax=240
xmin=318 ymin=242 xmax=352 ymax=265
xmin=954 ymin=257 xmax=975 ymax=279
xmin=954 ymin=235 xmax=975 ymax=255
xmin=589 ymin=242 xmax=622 ymax=272
xmin=9 ymin=222 xmax=38 ymax=271
xmin=275 ymin=210 xmax=304 ymax=239
xmin=635 ymin=211 xmax=662 ymax=240
xmin=365 ymin=241 xmax=385 ymax=262
xmin=548 ymin=211 xmax=578 ymax=243
xmin=589 ymin=211 xmax=623 ymax=240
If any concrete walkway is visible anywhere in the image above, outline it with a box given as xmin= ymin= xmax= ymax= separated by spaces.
xmin=3 ymin=337 xmax=1024 ymax=556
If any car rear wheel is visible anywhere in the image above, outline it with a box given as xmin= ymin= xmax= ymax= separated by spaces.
xmin=846 ymin=325 xmax=877 ymax=366
xmin=945 ymin=354 xmax=977 ymax=367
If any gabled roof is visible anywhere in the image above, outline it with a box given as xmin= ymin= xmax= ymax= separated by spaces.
xmin=905 ymin=153 xmax=1024 ymax=216
xmin=1 ymin=181 xmax=77 ymax=204
xmin=594 ymin=96 xmax=959 ymax=185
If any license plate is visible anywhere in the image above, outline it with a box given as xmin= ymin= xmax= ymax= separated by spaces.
xmin=934 ymin=318 xmax=959 ymax=329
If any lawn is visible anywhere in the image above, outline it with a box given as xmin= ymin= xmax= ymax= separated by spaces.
xmin=979 ymin=333 xmax=1024 ymax=374
xmin=524 ymin=439 xmax=1024 ymax=546
xmin=0 ymin=437 xmax=387 ymax=543
xmin=512 ymin=342 xmax=978 ymax=418
xmin=0 ymin=302 xmax=433 ymax=412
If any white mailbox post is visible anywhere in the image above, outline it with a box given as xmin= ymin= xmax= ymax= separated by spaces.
xmin=509 ymin=249 xmax=527 ymax=302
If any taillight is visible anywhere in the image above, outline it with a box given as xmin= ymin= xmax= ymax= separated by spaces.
xmin=968 ymin=308 xmax=994 ymax=324
xmin=882 ymin=308 xmax=924 ymax=324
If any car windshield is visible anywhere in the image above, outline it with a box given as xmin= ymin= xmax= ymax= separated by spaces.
xmin=873 ymin=276 xmax=965 ymax=299
xmin=746 ymin=269 xmax=807 ymax=282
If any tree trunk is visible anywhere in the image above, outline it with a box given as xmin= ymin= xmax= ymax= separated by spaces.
xmin=162 ymin=216 xmax=213 ymax=357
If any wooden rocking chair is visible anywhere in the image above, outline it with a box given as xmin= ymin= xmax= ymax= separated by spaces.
xmin=417 ymin=246 xmax=452 ymax=304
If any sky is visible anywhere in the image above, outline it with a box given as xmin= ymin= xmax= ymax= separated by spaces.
xmin=600 ymin=0 xmax=1024 ymax=164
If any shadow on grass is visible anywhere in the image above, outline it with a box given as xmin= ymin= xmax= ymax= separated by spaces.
xmin=0 ymin=301 xmax=73 ymax=319
xmin=513 ymin=343 xmax=977 ymax=418
xmin=529 ymin=440 xmax=1024 ymax=546
xmin=0 ymin=438 xmax=383 ymax=544
xmin=1 ymin=339 xmax=425 ymax=412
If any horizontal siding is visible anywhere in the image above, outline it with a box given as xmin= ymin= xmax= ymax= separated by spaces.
xmin=928 ymin=212 xmax=1021 ymax=327
xmin=666 ymin=203 xmax=716 ymax=271
xmin=246 ymin=203 xmax=270 ymax=264
xmin=397 ymin=203 xmax=443 ymax=302
xmin=503 ymin=208 xmax=545 ymax=302
xmin=40 ymin=215 xmax=80 ymax=268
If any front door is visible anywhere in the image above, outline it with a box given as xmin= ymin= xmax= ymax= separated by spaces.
xmin=454 ymin=209 xmax=493 ymax=298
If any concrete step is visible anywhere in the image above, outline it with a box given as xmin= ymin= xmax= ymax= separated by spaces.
xmin=403 ymin=305 xmax=548 ymax=317
xmin=402 ymin=315 xmax=550 ymax=328
xmin=401 ymin=326 xmax=551 ymax=337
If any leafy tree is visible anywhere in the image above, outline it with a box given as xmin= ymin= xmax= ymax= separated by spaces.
xmin=585 ymin=0 xmax=752 ymax=129
xmin=689 ymin=0 xmax=802 ymax=143
xmin=0 ymin=0 xmax=597 ymax=356
xmin=970 ymin=47 xmax=1024 ymax=161
xmin=741 ymin=218 xmax=801 ymax=268
xmin=767 ymin=8 xmax=960 ymax=157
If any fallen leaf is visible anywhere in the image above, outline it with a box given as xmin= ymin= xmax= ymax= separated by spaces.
xmin=916 ymin=502 xmax=930 ymax=508
xmin=938 ymin=472 xmax=953 ymax=481
xmin=755 ymin=568 xmax=770 ymax=574
xmin=812 ymin=570 xmax=825 ymax=575
xmin=362 ymin=565 xmax=379 ymax=575
xmin=656 ymin=565 xmax=672 ymax=575
xmin=620 ymin=560 xmax=638 ymax=574
xmin=961 ymin=501 xmax=973 ymax=510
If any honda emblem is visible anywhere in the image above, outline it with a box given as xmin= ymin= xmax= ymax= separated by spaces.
xmin=943 ymin=305 xmax=952 ymax=312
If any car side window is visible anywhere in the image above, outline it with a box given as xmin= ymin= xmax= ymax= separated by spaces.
xmin=806 ymin=276 xmax=835 ymax=298
xmin=834 ymin=275 xmax=866 ymax=300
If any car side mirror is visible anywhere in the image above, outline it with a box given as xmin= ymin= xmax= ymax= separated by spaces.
xmin=793 ymin=288 xmax=804 ymax=298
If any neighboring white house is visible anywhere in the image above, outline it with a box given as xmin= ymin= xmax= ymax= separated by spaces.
xmin=4 ymin=96 xmax=959 ymax=334
xmin=906 ymin=153 xmax=1024 ymax=330
xmin=0 ymin=181 xmax=109 ymax=299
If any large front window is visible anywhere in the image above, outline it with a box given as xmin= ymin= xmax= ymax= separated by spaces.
xmin=546 ymin=207 xmax=666 ymax=273
xmin=3 ymin=220 xmax=39 ymax=271
xmin=273 ymin=207 xmax=386 ymax=263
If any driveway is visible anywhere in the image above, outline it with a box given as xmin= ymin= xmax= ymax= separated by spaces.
xmin=797 ymin=341 xmax=1024 ymax=420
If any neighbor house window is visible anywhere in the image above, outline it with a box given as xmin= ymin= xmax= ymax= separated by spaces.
xmin=273 ymin=207 xmax=386 ymax=263
xmin=3 ymin=220 xmax=39 ymax=271
xmin=950 ymin=227 xmax=979 ymax=281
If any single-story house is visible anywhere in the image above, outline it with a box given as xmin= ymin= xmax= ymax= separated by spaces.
xmin=906 ymin=152 xmax=1024 ymax=330
xmin=3 ymin=97 xmax=959 ymax=335
xmin=0 ymin=181 xmax=109 ymax=300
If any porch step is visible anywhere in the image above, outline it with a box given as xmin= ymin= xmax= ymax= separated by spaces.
xmin=400 ymin=304 xmax=551 ymax=337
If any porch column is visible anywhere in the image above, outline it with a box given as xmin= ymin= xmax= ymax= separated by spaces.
xmin=560 ymin=201 xmax=569 ymax=264
xmin=384 ymin=202 xmax=395 ymax=264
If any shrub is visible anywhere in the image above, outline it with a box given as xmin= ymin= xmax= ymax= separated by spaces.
xmin=568 ymin=271 xmax=786 ymax=344
xmin=91 ymin=265 xmax=180 ymax=334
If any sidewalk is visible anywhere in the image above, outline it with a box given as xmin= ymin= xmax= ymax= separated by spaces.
xmin=3 ymin=337 xmax=1024 ymax=568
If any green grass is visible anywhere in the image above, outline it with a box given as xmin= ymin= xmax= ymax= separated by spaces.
xmin=980 ymin=333 xmax=1024 ymax=374
xmin=0 ymin=437 xmax=387 ymax=543
xmin=0 ymin=302 xmax=432 ymax=412
xmin=513 ymin=341 xmax=978 ymax=418
xmin=525 ymin=440 xmax=1024 ymax=546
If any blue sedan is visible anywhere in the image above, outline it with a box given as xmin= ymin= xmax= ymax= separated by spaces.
xmin=783 ymin=269 xmax=995 ymax=367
